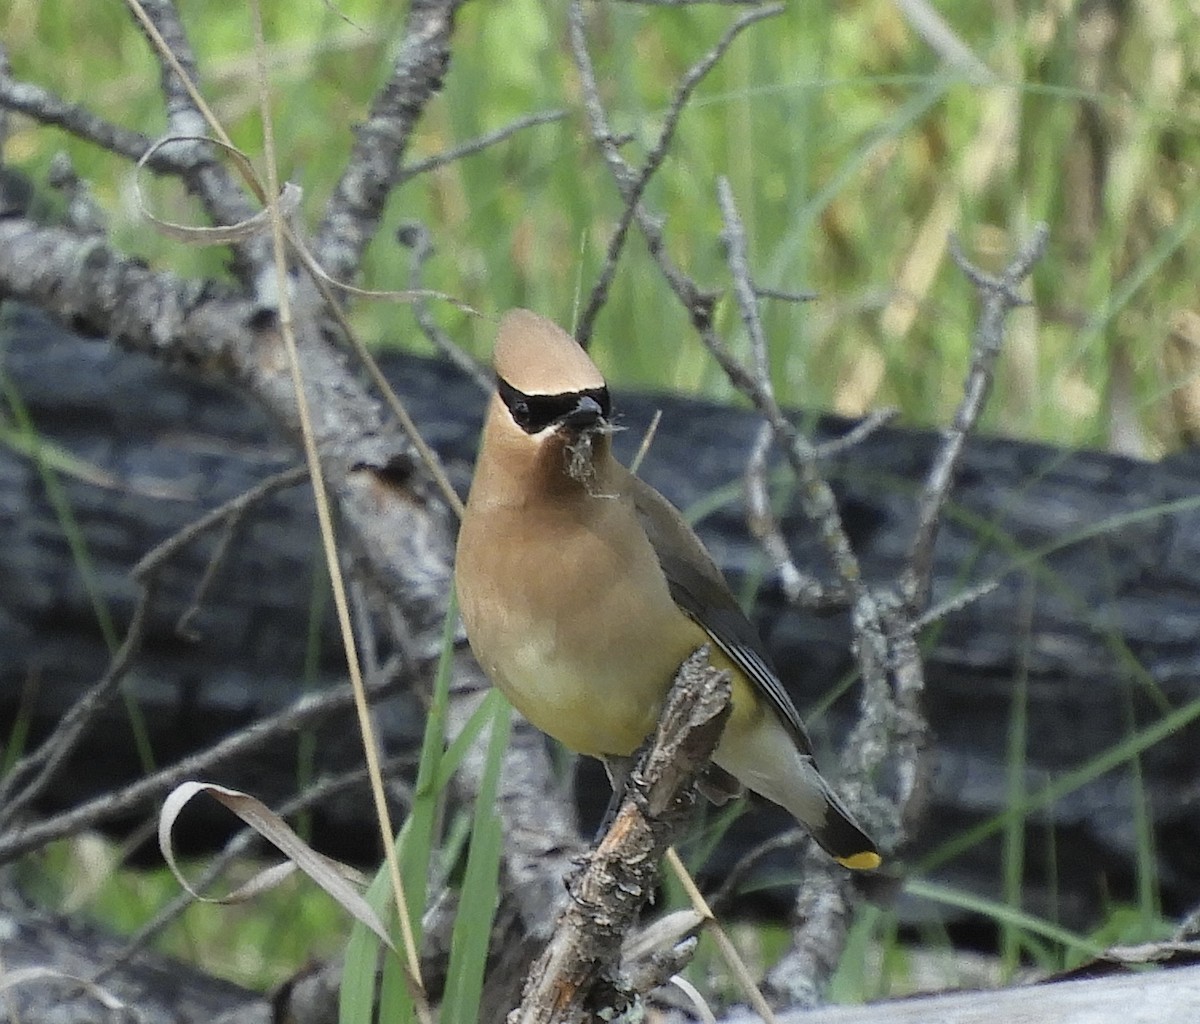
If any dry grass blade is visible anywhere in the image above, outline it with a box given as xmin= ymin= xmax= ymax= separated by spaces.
xmin=0 ymin=968 xmax=128 ymax=1012
xmin=136 ymin=135 xmax=301 ymax=244
xmin=247 ymin=2 xmax=430 ymax=1018
xmin=158 ymin=781 xmax=392 ymax=949
xmin=664 ymin=847 xmax=780 ymax=1024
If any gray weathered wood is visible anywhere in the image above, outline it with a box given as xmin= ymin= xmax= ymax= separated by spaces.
xmin=724 ymin=965 xmax=1200 ymax=1024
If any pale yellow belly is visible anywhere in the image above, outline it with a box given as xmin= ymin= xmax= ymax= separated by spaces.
xmin=457 ymin=503 xmax=708 ymax=757
xmin=470 ymin=580 xmax=704 ymax=757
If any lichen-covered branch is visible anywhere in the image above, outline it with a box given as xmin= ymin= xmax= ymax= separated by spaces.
xmin=315 ymin=0 xmax=465 ymax=282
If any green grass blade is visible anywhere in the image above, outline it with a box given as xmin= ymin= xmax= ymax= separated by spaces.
xmin=919 ymin=693 xmax=1200 ymax=873
xmin=340 ymin=592 xmax=459 ymax=1024
xmin=905 ymin=878 xmax=1104 ymax=963
xmin=440 ymin=698 xmax=511 ymax=1024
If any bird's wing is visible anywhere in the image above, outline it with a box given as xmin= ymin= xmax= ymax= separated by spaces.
xmin=624 ymin=469 xmax=814 ymax=756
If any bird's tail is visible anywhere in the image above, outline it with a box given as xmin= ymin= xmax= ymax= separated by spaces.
xmin=809 ymin=776 xmax=881 ymax=871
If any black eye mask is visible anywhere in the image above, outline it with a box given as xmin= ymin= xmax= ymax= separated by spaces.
xmin=497 ymin=377 xmax=612 ymax=434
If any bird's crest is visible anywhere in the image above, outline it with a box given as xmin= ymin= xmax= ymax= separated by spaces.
xmin=494 ymin=309 xmax=606 ymax=395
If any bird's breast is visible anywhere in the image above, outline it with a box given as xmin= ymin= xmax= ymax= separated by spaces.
xmin=456 ymin=498 xmax=702 ymax=758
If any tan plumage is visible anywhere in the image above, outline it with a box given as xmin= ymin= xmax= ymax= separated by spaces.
xmin=455 ymin=309 xmax=880 ymax=870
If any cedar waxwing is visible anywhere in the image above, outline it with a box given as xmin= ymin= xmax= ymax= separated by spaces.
xmin=455 ymin=309 xmax=880 ymax=870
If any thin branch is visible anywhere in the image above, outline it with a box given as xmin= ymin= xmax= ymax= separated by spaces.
xmin=717 ymin=176 xmax=772 ymax=392
xmin=915 ymin=574 xmax=1003 ymax=630
xmin=706 ymin=828 xmax=805 ymax=914
xmin=744 ymin=422 xmax=832 ymax=608
xmin=0 ymin=585 xmax=154 ymax=830
xmin=571 ymin=1 xmax=784 ymax=347
xmin=399 ymin=108 xmax=566 ymax=182
xmin=0 ymin=65 xmax=189 ymax=176
xmin=711 ymin=180 xmax=870 ymax=605
xmin=754 ymin=284 xmax=818 ymax=304
xmin=0 ymin=665 xmax=411 ymax=865
xmin=132 ymin=465 xmax=309 ymax=636
xmin=396 ymin=222 xmax=491 ymax=392
xmin=315 ymin=0 xmax=466 ymax=282
xmin=814 ymin=408 xmax=899 ymax=458
xmin=132 ymin=468 xmax=309 ymax=581
xmin=903 ymin=223 xmax=1048 ymax=612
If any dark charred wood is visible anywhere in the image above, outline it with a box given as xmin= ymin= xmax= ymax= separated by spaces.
xmin=2 ymin=303 xmax=1198 ymax=939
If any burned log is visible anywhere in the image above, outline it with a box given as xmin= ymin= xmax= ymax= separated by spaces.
xmin=1 ymin=304 xmax=1198 ymax=935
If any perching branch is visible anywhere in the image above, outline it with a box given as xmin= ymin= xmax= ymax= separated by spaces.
xmin=513 ymin=649 xmax=731 ymax=1024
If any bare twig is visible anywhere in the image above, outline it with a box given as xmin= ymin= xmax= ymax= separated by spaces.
xmin=712 ymin=181 xmax=906 ymax=1006
xmin=744 ymin=422 xmax=832 ymax=608
xmin=767 ymin=231 xmax=1049 ymax=1005
xmin=0 ymin=586 xmax=154 ymax=831
xmin=399 ymin=109 xmax=567 ymax=182
xmin=915 ymin=574 xmax=1004 ymax=629
xmin=132 ymin=464 xmax=309 ymax=636
xmin=754 ymin=285 xmax=818 ymax=304
xmin=903 ymin=224 xmax=1049 ymax=612
xmin=706 ymin=828 xmax=805 ymax=915
xmin=717 ymin=177 xmax=772 ymax=391
xmin=744 ymin=409 xmax=899 ymax=608
xmin=0 ymin=66 xmax=188 ymax=175
xmin=629 ymin=409 xmax=663 ymax=475
xmin=571 ymin=2 xmax=784 ymax=347
xmin=396 ymin=222 xmax=491 ymax=391
xmin=814 ymin=408 xmax=899 ymax=458
xmin=0 ymin=666 xmax=411 ymax=865
xmin=713 ymin=180 xmax=871 ymax=605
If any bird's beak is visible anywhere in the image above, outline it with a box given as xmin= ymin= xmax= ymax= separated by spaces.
xmin=562 ymin=394 xmax=606 ymax=431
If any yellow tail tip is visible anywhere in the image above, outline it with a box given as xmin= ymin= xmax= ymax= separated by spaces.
xmin=836 ymin=851 xmax=882 ymax=871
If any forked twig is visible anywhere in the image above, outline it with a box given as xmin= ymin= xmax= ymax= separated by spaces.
xmin=904 ymin=225 xmax=1049 ymax=612
xmin=571 ymin=1 xmax=785 ymax=347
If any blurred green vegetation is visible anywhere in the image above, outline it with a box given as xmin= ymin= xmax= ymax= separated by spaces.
xmin=7 ymin=0 xmax=1199 ymax=451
